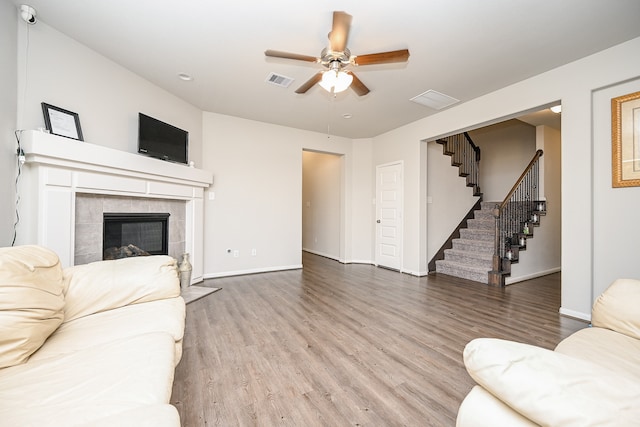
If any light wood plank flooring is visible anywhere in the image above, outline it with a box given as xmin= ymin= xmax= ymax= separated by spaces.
xmin=171 ymin=252 xmax=587 ymax=426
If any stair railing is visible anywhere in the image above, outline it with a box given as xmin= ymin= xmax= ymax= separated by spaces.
xmin=437 ymin=132 xmax=482 ymax=196
xmin=488 ymin=149 xmax=544 ymax=286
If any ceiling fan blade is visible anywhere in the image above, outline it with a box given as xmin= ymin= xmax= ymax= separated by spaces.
xmin=353 ymin=49 xmax=410 ymax=66
xmin=329 ymin=11 xmax=352 ymax=52
xmin=264 ymin=50 xmax=318 ymax=63
xmin=348 ymin=72 xmax=370 ymax=96
xmin=295 ymin=72 xmax=323 ymax=94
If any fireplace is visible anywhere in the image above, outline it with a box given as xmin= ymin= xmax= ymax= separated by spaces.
xmin=18 ymin=130 xmax=212 ymax=282
xmin=103 ymin=213 xmax=170 ymax=259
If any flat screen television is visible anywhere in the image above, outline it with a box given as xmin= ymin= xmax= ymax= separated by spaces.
xmin=138 ymin=113 xmax=188 ymax=164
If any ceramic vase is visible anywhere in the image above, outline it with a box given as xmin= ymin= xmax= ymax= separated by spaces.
xmin=178 ymin=252 xmax=192 ymax=290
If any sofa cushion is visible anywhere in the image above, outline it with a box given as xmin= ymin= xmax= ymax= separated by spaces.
xmin=29 ymin=297 xmax=186 ymax=364
xmin=0 ymin=245 xmax=65 ymax=368
xmin=63 ymin=255 xmax=179 ymax=322
xmin=0 ymin=332 xmax=177 ymax=426
xmin=73 ymin=404 xmax=181 ymax=427
xmin=463 ymin=338 xmax=640 ymax=426
xmin=555 ymin=326 xmax=640 ymax=383
xmin=591 ymin=278 xmax=640 ymax=340
xmin=456 ymin=386 xmax=538 ymax=427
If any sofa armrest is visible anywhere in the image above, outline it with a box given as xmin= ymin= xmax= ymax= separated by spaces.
xmin=592 ymin=278 xmax=640 ymax=339
xmin=63 ymin=255 xmax=180 ymax=322
xmin=463 ymin=338 xmax=640 ymax=426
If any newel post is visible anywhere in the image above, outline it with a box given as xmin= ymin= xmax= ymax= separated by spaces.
xmin=488 ymin=204 xmax=505 ymax=286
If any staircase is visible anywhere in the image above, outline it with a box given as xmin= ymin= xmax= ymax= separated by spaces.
xmin=435 ymin=202 xmax=495 ymax=284
xmin=432 ymin=134 xmax=545 ymax=286
xmin=436 ymin=132 xmax=482 ymax=196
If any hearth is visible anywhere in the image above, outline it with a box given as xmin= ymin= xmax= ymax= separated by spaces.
xmin=103 ymin=213 xmax=169 ymax=260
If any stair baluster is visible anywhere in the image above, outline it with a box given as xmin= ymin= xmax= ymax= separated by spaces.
xmin=488 ymin=149 xmax=544 ymax=286
xmin=435 ymin=132 xmax=482 ymax=196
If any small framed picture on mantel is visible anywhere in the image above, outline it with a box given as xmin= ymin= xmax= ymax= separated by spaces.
xmin=41 ymin=102 xmax=84 ymax=141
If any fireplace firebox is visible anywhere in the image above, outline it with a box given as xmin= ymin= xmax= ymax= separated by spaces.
xmin=103 ymin=213 xmax=169 ymax=259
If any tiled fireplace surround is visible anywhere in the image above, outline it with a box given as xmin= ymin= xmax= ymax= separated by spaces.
xmin=75 ymin=194 xmax=186 ymax=265
xmin=18 ymin=131 xmax=213 ymax=284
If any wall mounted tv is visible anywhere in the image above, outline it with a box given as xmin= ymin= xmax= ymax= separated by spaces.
xmin=138 ymin=113 xmax=188 ymax=164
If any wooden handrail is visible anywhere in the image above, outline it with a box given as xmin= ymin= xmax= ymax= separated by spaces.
xmin=463 ymin=132 xmax=481 ymax=161
xmin=497 ymin=149 xmax=543 ymax=213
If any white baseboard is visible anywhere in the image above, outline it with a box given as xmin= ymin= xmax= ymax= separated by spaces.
xmin=559 ymin=307 xmax=591 ymax=322
xmin=342 ymin=259 xmax=374 ymax=265
xmin=302 ymin=248 xmax=343 ymax=262
xmin=505 ymin=267 xmax=561 ymax=285
xmin=302 ymin=250 xmax=376 ymax=266
xmin=402 ymin=269 xmax=429 ymax=277
xmin=204 ymin=264 xmax=303 ymax=279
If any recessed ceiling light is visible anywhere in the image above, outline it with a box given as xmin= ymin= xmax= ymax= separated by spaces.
xmin=550 ymin=105 xmax=562 ymax=113
xmin=342 ymin=113 xmax=352 ymax=119
xmin=177 ymin=72 xmax=193 ymax=81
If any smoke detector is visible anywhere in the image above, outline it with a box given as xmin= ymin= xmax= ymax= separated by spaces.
xmin=20 ymin=5 xmax=37 ymax=25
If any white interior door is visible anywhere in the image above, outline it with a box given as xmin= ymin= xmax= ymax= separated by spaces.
xmin=375 ymin=162 xmax=403 ymax=270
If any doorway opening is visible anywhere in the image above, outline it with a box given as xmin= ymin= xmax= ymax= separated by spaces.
xmin=302 ymin=150 xmax=343 ymax=262
xmin=425 ymin=104 xmax=561 ymax=284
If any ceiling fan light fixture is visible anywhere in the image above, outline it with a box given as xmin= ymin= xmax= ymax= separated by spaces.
xmin=319 ymin=70 xmax=353 ymax=93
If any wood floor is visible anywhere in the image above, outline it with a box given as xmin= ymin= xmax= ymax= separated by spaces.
xmin=171 ymin=252 xmax=588 ymax=426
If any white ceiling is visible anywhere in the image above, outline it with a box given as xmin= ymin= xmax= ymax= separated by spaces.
xmin=13 ymin=0 xmax=640 ymax=138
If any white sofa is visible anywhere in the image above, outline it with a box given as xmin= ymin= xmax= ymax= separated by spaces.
xmin=457 ymin=278 xmax=640 ymax=426
xmin=0 ymin=245 xmax=186 ymax=426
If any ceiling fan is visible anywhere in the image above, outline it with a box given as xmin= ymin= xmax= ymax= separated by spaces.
xmin=265 ymin=11 xmax=410 ymax=96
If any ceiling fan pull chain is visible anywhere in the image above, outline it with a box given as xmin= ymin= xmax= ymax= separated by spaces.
xmin=326 ymin=94 xmax=332 ymax=138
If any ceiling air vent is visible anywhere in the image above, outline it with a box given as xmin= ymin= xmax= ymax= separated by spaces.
xmin=265 ymin=72 xmax=294 ymax=88
xmin=410 ymin=89 xmax=460 ymax=110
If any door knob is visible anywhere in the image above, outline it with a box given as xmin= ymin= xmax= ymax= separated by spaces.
xmin=376 ymin=220 xmax=381 ymax=223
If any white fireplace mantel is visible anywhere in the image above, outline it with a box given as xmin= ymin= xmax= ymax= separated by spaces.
xmin=17 ymin=130 xmax=213 ymax=284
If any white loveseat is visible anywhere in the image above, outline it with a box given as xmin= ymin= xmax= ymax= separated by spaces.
xmin=0 ymin=245 xmax=186 ymax=426
xmin=457 ymin=278 xmax=640 ymax=426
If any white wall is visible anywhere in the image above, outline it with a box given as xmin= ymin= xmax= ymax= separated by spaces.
xmin=7 ymin=8 xmax=640 ymax=317
xmin=372 ymin=36 xmax=640 ymax=320
xmin=201 ymin=113 xmax=372 ymax=277
xmin=468 ymin=120 xmax=536 ymax=202
xmin=507 ymin=125 xmax=562 ymax=283
xmin=0 ymin=0 xmax=17 ymax=246
xmin=9 ymin=12 xmax=376 ymax=277
xmin=426 ymin=140 xmax=478 ymax=262
xmin=373 ymin=127 xmax=428 ymax=275
xmin=16 ymin=19 xmax=203 ymax=162
xmin=592 ymin=77 xmax=640 ymax=299
xmin=302 ymin=151 xmax=342 ymax=260
xmin=350 ymin=139 xmax=374 ymax=263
